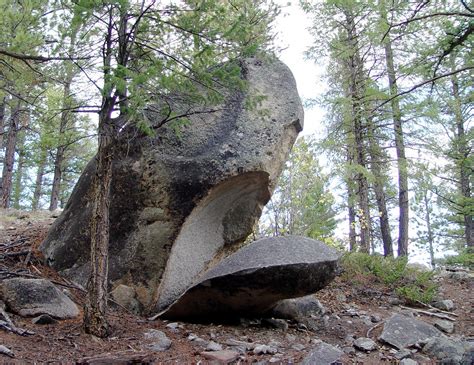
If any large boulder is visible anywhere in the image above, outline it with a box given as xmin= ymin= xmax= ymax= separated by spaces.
xmin=158 ymin=236 xmax=339 ymax=319
xmin=0 ymin=278 xmax=79 ymax=319
xmin=40 ymin=57 xmax=304 ymax=312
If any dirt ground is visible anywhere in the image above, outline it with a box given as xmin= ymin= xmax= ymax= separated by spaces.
xmin=0 ymin=210 xmax=473 ymax=364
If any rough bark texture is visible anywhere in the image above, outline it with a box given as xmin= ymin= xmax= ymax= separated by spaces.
xmin=1 ymin=103 xmax=20 ymax=208
xmin=367 ymin=119 xmax=393 ymax=256
xmin=450 ymin=69 xmax=473 ymax=249
xmin=346 ymin=148 xmax=357 ymax=252
xmin=32 ymin=150 xmax=47 ymax=210
xmin=83 ymin=100 xmax=115 ymax=338
xmin=344 ymin=9 xmax=371 ymax=253
xmin=380 ymin=1 xmax=409 ymax=256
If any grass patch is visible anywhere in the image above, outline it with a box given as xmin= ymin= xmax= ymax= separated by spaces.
xmin=340 ymin=252 xmax=438 ymax=305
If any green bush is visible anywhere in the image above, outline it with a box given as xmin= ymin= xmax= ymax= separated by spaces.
xmin=340 ymin=252 xmax=438 ymax=305
xmin=440 ymin=251 xmax=474 ymax=270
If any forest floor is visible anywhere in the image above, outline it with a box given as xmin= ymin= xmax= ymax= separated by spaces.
xmin=0 ymin=209 xmax=473 ymax=364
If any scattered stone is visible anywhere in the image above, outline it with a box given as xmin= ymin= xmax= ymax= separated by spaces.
xmin=370 ymin=314 xmax=382 ymax=323
xmin=109 ymin=284 xmax=141 ymax=315
xmin=1 ymin=278 xmax=79 ymax=319
xmin=360 ymin=315 xmax=373 ymax=326
xmin=187 ymin=334 xmax=197 ymax=341
xmin=270 ymin=295 xmax=325 ymax=320
xmin=191 ymin=337 xmax=208 ymax=348
xmin=143 ymin=329 xmax=172 ymax=351
xmin=262 ymin=318 xmax=288 ymax=331
xmin=32 ymin=314 xmax=57 ymax=325
xmin=388 ymin=297 xmax=403 ymax=306
xmin=165 ymin=322 xmax=180 ymax=332
xmin=434 ymin=319 xmax=454 ymax=334
xmin=432 ymin=299 xmax=454 ymax=311
xmin=201 ymin=350 xmax=239 ymax=364
xmin=161 ymin=236 xmax=339 ymax=319
xmin=302 ymin=341 xmax=343 ymax=365
xmin=379 ymin=313 xmax=443 ymax=349
xmin=400 ymin=358 xmax=418 ymax=365
xmin=343 ymin=346 xmax=356 ymax=355
xmin=206 ymin=341 xmax=223 ymax=352
xmin=291 ymin=343 xmax=306 ymax=351
xmin=269 ymin=357 xmax=282 ymax=363
xmin=394 ymin=349 xmax=412 ymax=360
xmin=353 ymin=337 xmax=377 ymax=352
xmin=253 ymin=344 xmax=277 ymax=355
xmin=285 ymin=334 xmax=296 ymax=342
xmin=423 ymin=336 xmax=472 ymax=364
xmin=0 ymin=345 xmax=14 ymax=358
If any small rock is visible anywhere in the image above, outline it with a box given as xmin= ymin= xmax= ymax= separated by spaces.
xmin=270 ymin=295 xmax=325 ymax=320
xmin=201 ymin=350 xmax=240 ymax=364
xmin=353 ymin=337 xmax=377 ymax=352
xmin=262 ymin=318 xmax=288 ymax=331
xmin=388 ymin=296 xmax=402 ymax=305
xmin=187 ymin=334 xmax=197 ymax=341
xmin=434 ymin=319 xmax=454 ymax=334
xmin=343 ymin=346 xmax=356 ymax=355
xmin=432 ymin=299 xmax=454 ymax=311
xmin=360 ymin=315 xmax=373 ymax=326
xmin=400 ymin=358 xmax=418 ymax=365
xmin=32 ymin=314 xmax=57 ymax=325
xmin=269 ymin=357 xmax=281 ymax=363
xmin=110 ymin=284 xmax=141 ymax=315
xmin=302 ymin=342 xmax=343 ymax=365
xmin=253 ymin=344 xmax=277 ymax=355
xmin=144 ymin=329 xmax=172 ymax=351
xmin=0 ymin=345 xmax=14 ymax=358
xmin=285 ymin=334 xmax=296 ymax=342
xmin=291 ymin=343 xmax=305 ymax=351
xmin=206 ymin=341 xmax=223 ymax=351
xmin=192 ymin=337 xmax=208 ymax=347
xmin=395 ymin=349 xmax=412 ymax=360
xmin=423 ymin=336 xmax=470 ymax=364
xmin=165 ymin=322 xmax=180 ymax=332
xmin=370 ymin=314 xmax=382 ymax=323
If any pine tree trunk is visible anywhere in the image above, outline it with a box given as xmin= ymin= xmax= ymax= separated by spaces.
xmin=49 ymin=145 xmax=65 ymax=211
xmin=367 ymin=119 xmax=393 ymax=256
xmin=0 ymin=97 xmax=5 ymax=153
xmin=1 ymin=102 xmax=20 ymax=208
xmin=423 ymin=193 xmax=436 ymax=268
xmin=83 ymin=101 xmax=114 ymax=337
xmin=346 ymin=148 xmax=357 ymax=251
xmin=450 ymin=63 xmax=473 ymax=249
xmin=12 ymin=133 xmax=25 ymax=209
xmin=380 ymin=1 xmax=409 ymax=256
xmin=32 ymin=149 xmax=47 ymax=210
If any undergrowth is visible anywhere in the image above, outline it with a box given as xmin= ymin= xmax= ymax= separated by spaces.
xmin=438 ymin=250 xmax=474 ymax=270
xmin=340 ymin=252 xmax=437 ymax=305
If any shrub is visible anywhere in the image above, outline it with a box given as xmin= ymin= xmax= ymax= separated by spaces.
xmin=439 ymin=251 xmax=474 ymax=270
xmin=340 ymin=252 xmax=438 ymax=305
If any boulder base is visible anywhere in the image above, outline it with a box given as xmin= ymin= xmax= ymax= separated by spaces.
xmin=159 ymin=236 xmax=339 ymax=319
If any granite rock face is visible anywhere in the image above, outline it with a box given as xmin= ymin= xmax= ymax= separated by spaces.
xmin=0 ymin=278 xmax=79 ymax=319
xmin=40 ymin=57 xmax=304 ymax=313
xmin=159 ymin=236 xmax=339 ymax=319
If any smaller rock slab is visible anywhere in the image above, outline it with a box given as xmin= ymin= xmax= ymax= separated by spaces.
xmin=302 ymin=341 xmax=344 ymax=365
xmin=270 ymin=295 xmax=325 ymax=319
xmin=201 ymin=350 xmax=240 ymax=364
xmin=1 ymin=278 xmax=79 ymax=319
xmin=423 ymin=337 xmax=473 ymax=364
xmin=144 ymin=329 xmax=172 ymax=351
xmin=353 ymin=337 xmax=377 ymax=352
xmin=379 ymin=313 xmax=443 ymax=349
xmin=160 ymin=236 xmax=339 ymax=319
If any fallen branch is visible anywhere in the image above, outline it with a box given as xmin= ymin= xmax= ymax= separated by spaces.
xmin=0 ymin=307 xmax=35 ymax=336
xmin=0 ymin=251 xmax=30 ymax=259
xmin=414 ymin=300 xmax=459 ymax=317
xmin=0 ymin=345 xmax=14 ymax=358
xmin=400 ymin=306 xmax=456 ymax=321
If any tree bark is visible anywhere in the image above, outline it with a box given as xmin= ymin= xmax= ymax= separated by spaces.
xmin=450 ymin=62 xmax=473 ymax=249
xmin=367 ymin=118 xmax=393 ymax=256
xmin=1 ymin=102 xmax=20 ymax=208
xmin=380 ymin=0 xmax=409 ymax=256
xmin=32 ymin=149 xmax=47 ymax=210
xmin=423 ymin=192 xmax=436 ymax=268
xmin=344 ymin=9 xmax=371 ymax=253
xmin=12 ymin=132 xmax=25 ymax=209
xmin=0 ymin=97 xmax=5 ymax=152
xmin=83 ymin=99 xmax=115 ymax=338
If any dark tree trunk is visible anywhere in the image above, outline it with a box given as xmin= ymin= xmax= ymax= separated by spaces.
xmin=380 ymin=1 xmax=409 ymax=256
xmin=12 ymin=133 xmax=25 ymax=209
xmin=346 ymin=147 xmax=357 ymax=251
xmin=0 ymin=97 xmax=5 ymax=153
xmin=1 ymin=102 xmax=20 ymax=208
xmin=423 ymin=192 xmax=436 ymax=268
xmin=450 ymin=64 xmax=473 ymax=249
xmin=32 ymin=149 xmax=47 ymax=210
xmin=83 ymin=98 xmax=115 ymax=337
xmin=367 ymin=119 xmax=393 ymax=256
xmin=344 ymin=9 xmax=371 ymax=253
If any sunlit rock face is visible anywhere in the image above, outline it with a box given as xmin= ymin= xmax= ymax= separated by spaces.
xmin=41 ymin=57 xmax=304 ymax=313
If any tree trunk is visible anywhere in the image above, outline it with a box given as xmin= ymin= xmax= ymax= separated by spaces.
xmin=450 ymin=62 xmax=473 ymax=249
xmin=344 ymin=9 xmax=371 ymax=253
xmin=49 ymin=144 xmax=65 ymax=211
xmin=83 ymin=99 xmax=115 ymax=338
xmin=380 ymin=0 xmax=409 ymax=256
xmin=32 ymin=149 xmax=47 ymax=210
xmin=346 ymin=147 xmax=357 ymax=251
xmin=1 ymin=102 xmax=20 ymax=208
xmin=12 ymin=132 xmax=25 ymax=209
xmin=423 ymin=192 xmax=436 ymax=268
xmin=367 ymin=119 xmax=393 ymax=256
xmin=0 ymin=97 xmax=5 ymax=153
